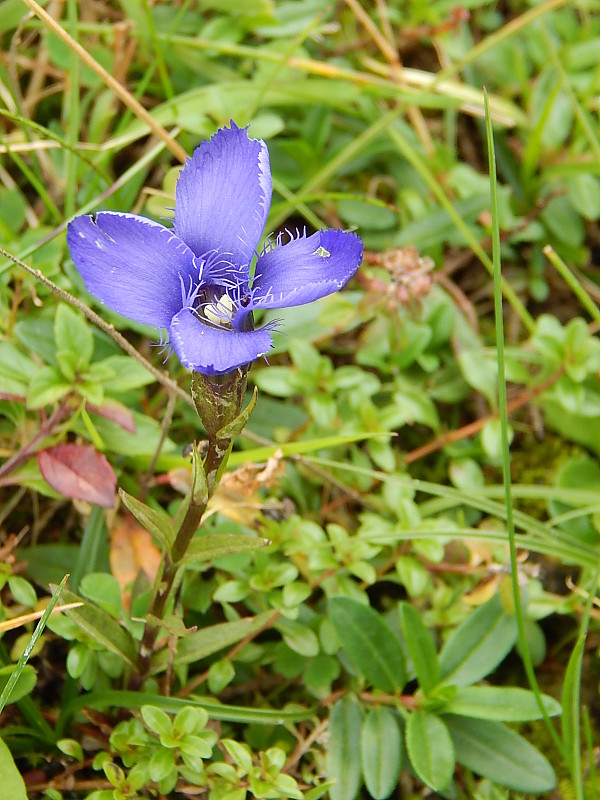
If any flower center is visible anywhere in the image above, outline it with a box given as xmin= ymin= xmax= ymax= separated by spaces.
xmin=195 ymin=289 xmax=236 ymax=329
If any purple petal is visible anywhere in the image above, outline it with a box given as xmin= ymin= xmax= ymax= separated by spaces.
xmin=175 ymin=123 xmax=272 ymax=268
xmin=252 ymin=229 xmax=363 ymax=309
xmin=169 ymin=309 xmax=273 ymax=375
xmin=67 ymin=212 xmax=197 ymax=327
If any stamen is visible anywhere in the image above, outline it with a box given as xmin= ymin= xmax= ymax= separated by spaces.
xmin=203 ymin=293 xmax=236 ymax=326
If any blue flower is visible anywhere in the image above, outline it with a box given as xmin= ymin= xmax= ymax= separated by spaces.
xmin=67 ymin=123 xmax=363 ymax=376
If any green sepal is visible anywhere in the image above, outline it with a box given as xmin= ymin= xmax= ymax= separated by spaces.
xmin=191 ymin=367 xmax=248 ymax=438
xmin=215 ymin=386 xmax=258 ymax=440
xmin=191 ymin=443 xmax=209 ymax=506
xmin=119 ymin=488 xmax=174 ymax=551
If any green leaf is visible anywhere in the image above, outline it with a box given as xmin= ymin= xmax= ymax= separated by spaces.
xmin=54 ymin=304 xmax=93 ymax=379
xmin=457 ymin=349 xmax=497 ymax=408
xmin=179 ymin=534 xmax=268 ymax=566
xmin=141 ymin=705 xmax=172 ymax=737
xmin=328 ymin=597 xmax=406 ymax=692
xmin=226 ymin=431 xmax=391 ymax=468
xmin=445 ymin=715 xmax=556 ymax=793
xmin=0 ymin=343 xmax=39 ymax=391
xmin=406 ymin=711 xmax=454 ymax=792
xmin=438 ymin=593 xmax=517 ymax=686
xmin=0 ymin=665 xmax=37 ymax=705
xmin=150 ymin=612 xmax=274 ymax=673
xmin=561 ymin=628 xmax=586 ymax=775
xmin=98 ymin=355 xmax=154 ymax=392
xmin=64 ymin=690 xmax=313 ymax=725
xmin=399 ymin=602 xmax=439 ymax=694
xmin=276 ymin=619 xmax=320 ymax=657
xmin=79 ymin=574 xmax=122 ymax=618
xmin=327 ymin=697 xmax=363 ymax=800
xmin=0 ymin=738 xmax=27 ymax=800
xmin=56 ymin=587 xmax=138 ymax=670
xmin=360 ymin=706 xmax=401 ymax=800
xmin=445 ymin=686 xmax=561 ymax=722
xmin=119 ymin=489 xmax=174 ymax=551
xmin=27 ymin=366 xmax=71 ymax=408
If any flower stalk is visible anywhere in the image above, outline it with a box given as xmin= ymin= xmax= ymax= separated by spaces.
xmin=137 ymin=367 xmax=252 ymax=680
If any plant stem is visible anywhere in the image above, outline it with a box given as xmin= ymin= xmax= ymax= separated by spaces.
xmin=136 ymin=368 xmax=249 ymax=680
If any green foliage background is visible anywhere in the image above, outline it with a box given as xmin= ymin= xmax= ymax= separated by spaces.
xmin=1 ymin=0 xmax=600 ymax=798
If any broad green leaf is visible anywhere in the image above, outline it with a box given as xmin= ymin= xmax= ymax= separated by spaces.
xmin=0 ymin=343 xmax=39 ymax=390
xmin=445 ymin=686 xmax=561 ymax=722
xmin=327 ymin=697 xmax=363 ymax=800
xmin=27 ymin=366 xmax=71 ymax=409
xmin=98 ymin=355 xmax=155 ymax=392
xmin=457 ymin=348 xmax=497 ymax=407
xmin=439 ymin=593 xmax=517 ymax=686
xmin=119 ymin=489 xmax=174 ymax=551
xmin=54 ymin=304 xmax=93 ymax=378
xmin=79 ymin=574 xmax=122 ymax=618
xmin=150 ymin=611 xmax=274 ymax=673
xmin=360 ymin=706 xmax=401 ymax=799
xmin=276 ymin=619 xmax=320 ymax=657
xmin=56 ymin=587 xmax=138 ymax=669
xmin=0 ymin=665 xmax=37 ymax=705
xmin=0 ymin=738 xmax=27 ymax=800
xmin=406 ymin=711 xmax=454 ymax=792
xmin=328 ymin=597 xmax=406 ymax=692
xmin=399 ymin=602 xmax=439 ymax=694
xmin=445 ymin=715 xmax=556 ymax=793
xmin=141 ymin=705 xmax=172 ymax=737
xmin=179 ymin=534 xmax=268 ymax=565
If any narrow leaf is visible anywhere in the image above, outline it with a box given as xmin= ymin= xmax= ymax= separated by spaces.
xmin=438 ymin=593 xmax=517 ymax=686
xmin=119 ymin=488 xmax=174 ymax=551
xmin=328 ymin=597 xmax=406 ymax=692
xmin=360 ymin=706 xmax=401 ymax=799
xmin=446 ymin=686 xmax=561 ymax=722
xmin=150 ymin=611 xmax=274 ymax=674
xmin=327 ymin=697 xmax=363 ymax=800
xmin=406 ymin=711 xmax=454 ymax=791
xmin=38 ymin=444 xmax=116 ymax=508
xmin=445 ymin=715 xmax=556 ymax=793
xmin=0 ymin=575 xmax=68 ymax=714
xmin=179 ymin=533 xmax=268 ymax=565
xmin=399 ymin=602 xmax=439 ymax=693
xmin=56 ymin=587 xmax=138 ymax=670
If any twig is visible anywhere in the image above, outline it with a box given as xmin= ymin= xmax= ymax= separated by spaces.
xmin=0 ymin=246 xmax=193 ymax=408
xmin=404 ymin=367 xmax=563 ymax=465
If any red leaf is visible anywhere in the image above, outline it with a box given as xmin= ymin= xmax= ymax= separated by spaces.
xmin=87 ymin=401 xmax=136 ymax=433
xmin=37 ymin=444 xmax=117 ymax=508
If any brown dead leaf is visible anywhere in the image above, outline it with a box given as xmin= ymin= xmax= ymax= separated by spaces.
xmin=110 ymin=515 xmax=162 ymax=610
